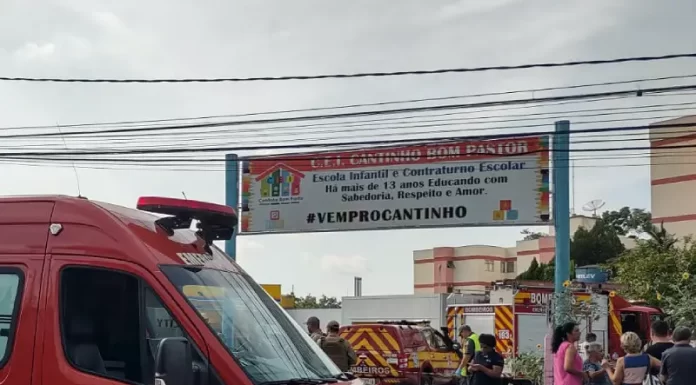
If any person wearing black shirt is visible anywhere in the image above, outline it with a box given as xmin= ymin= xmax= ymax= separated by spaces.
xmin=468 ymin=333 xmax=504 ymax=385
xmin=645 ymin=320 xmax=674 ymax=361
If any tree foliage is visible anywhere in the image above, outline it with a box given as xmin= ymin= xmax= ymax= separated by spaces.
xmin=570 ymin=219 xmax=625 ymax=266
xmin=601 ymin=207 xmax=653 ymax=236
xmin=645 ymin=222 xmax=678 ymax=252
xmin=517 ymin=258 xmax=577 ymax=281
xmin=520 ymin=228 xmax=548 ymax=241
xmin=508 ymin=352 xmax=544 ymax=384
xmin=610 ymin=231 xmax=695 ymax=311
xmin=517 ymin=218 xmax=623 ymax=281
xmin=293 ymin=294 xmax=342 ymax=309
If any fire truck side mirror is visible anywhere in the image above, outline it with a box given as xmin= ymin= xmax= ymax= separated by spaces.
xmin=155 ymin=337 xmax=194 ymax=385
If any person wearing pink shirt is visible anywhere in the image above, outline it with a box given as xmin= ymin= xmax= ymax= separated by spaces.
xmin=552 ymin=322 xmax=588 ymax=385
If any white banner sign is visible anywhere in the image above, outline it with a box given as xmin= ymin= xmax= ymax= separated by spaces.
xmin=240 ymin=136 xmax=550 ymax=233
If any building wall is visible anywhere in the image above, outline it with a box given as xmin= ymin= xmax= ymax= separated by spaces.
xmin=414 ymin=245 xmax=513 ymax=293
xmin=285 ymin=308 xmax=343 ymax=328
xmin=650 ymin=115 xmax=696 ymax=239
xmin=413 ymin=215 xmax=632 ymax=293
xmin=413 ymin=249 xmax=435 ymax=293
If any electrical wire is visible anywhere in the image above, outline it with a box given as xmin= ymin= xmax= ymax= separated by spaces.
xmin=3 ymin=104 xmax=695 ymax=152
xmin=2 ymin=132 xmax=691 ymax=166
xmin=1 ymin=113 xmax=693 ymax=153
xmin=3 ymin=53 xmax=695 ymax=83
xmin=2 ymin=83 xmax=696 ymax=140
xmin=4 ymin=90 xmax=694 ymax=154
xmin=6 ymin=73 xmax=696 ymax=131
xmin=1 ymin=121 xmax=694 ymax=158
xmin=8 ymin=99 xmax=695 ymax=146
xmin=1 ymin=149 xmax=694 ymax=172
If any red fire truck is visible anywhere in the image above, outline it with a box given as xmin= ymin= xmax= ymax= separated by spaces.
xmin=0 ymin=195 xmax=355 ymax=385
xmin=446 ymin=282 xmax=664 ymax=358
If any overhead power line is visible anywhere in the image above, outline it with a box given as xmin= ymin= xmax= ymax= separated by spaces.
xmin=6 ymin=73 xmax=696 ymax=131
xmin=3 ymin=83 xmax=696 ymax=140
xmin=2 ymin=53 xmax=696 ymax=83
xmin=3 ymin=114 xmax=693 ymax=153
xmin=4 ymin=102 xmax=694 ymax=150
xmin=1 ymin=145 xmax=695 ymax=171
xmin=1 ymin=121 xmax=693 ymax=158
xmin=0 ymin=159 xmax=688 ymax=173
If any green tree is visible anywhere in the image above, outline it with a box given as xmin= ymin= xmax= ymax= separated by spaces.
xmin=521 ymin=229 xmax=548 ymax=241
xmin=661 ymin=271 xmax=696 ymax=329
xmin=317 ymin=295 xmax=342 ymax=309
xmin=293 ymin=294 xmax=342 ymax=309
xmin=571 ymin=220 xmax=625 ymax=266
xmin=610 ymin=237 xmax=696 ymax=309
xmin=517 ymin=218 xmax=622 ymax=281
xmin=645 ymin=222 xmax=678 ymax=252
xmin=518 ymin=258 xmax=540 ymax=279
xmin=516 ymin=259 xmax=576 ymax=281
xmin=601 ymin=207 xmax=653 ymax=236
xmin=293 ymin=294 xmax=318 ymax=309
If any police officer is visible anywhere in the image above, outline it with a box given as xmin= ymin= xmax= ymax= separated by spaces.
xmin=455 ymin=325 xmax=480 ymax=380
xmin=318 ymin=321 xmax=357 ymax=372
xmin=306 ymin=316 xmax=325 ymax=342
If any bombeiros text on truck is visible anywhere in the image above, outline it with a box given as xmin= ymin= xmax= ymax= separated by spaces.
xmin=0 ymin=195 xmax=354 ymax=385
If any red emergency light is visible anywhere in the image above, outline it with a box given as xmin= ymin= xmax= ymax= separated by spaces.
xmin=136 ymin=196 xmax=237 ymax=251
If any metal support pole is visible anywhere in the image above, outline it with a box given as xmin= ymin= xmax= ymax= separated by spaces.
xmin=553 ymin=120 xmax=571 ymax=295
xmin=225 ymin=153 xmax=239 ymax=260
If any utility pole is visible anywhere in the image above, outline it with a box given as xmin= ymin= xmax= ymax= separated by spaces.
xmin=553 ymin=120 xmax=571 ymax=324
xmin=225 ymin=153 xmax=239 ymax=261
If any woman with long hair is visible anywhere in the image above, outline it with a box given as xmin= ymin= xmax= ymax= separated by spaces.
xmin=552 ymin=322 xmax=588 ymax=385
xmin=611 ymin=332 xmax=660 ymax=385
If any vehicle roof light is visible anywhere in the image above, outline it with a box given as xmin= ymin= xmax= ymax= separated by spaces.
xmin=136 ymin=196 xmax=237 ymax=252
xmin=137 ymin=196 xmax=236 ymax=216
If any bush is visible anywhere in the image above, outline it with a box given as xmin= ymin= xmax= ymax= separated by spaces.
xmin=508 ymin=352 xmax=544 ymax=385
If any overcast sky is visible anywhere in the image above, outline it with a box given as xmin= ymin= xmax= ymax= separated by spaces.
xmin=1 ymin=0 xmax=695 ymax=298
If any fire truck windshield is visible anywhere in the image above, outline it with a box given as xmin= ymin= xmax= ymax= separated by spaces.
xmin=160 ymin=264 xmax=342 ymax=384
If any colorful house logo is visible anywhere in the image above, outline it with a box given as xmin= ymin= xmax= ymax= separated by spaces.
xmin=255 ymin=163 xmax=305 ymax=198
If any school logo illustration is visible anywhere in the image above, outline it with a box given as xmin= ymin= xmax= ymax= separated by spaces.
xmin=255 ymin=163 xmax=305 ymax=198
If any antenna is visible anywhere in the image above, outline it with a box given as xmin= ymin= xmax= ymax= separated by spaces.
xmin=56 ymin=124 xmax=83 ymax=198
xmin=182 ymin=191 xmax=188 ymax=200
xmin=582 ymin=199 xmax=606 ymax=217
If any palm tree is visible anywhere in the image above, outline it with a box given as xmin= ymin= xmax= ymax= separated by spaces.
xmin=646 ymin=222 xmax=677 ymax=251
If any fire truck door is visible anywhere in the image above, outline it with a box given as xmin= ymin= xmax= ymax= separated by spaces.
xmin=516 ymin=314 xmax=547 ymax=354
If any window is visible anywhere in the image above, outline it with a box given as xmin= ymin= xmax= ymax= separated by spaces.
xmin=420 ymin=328 xmax=448 ymax=350
xmin=161 ymin=264 xmax=343 ymax=384
xmin=61 ymin=267 xmax=143 ymax=382
xmin=501 ymin=261 xmax=516 ymax=273
xmin=59 ymin=267 xmax=221 ymax=385
xmin=485 ymin=261 xmax=495 ymax=272
xmin=0 ymin=271 xmax=21 ymax=365
xmin=406 ymin=329 xmax=429 ymax=351
xmin=144 ymin=287 xmax=186 ymax=357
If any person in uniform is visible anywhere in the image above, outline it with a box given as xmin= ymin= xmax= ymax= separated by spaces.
xmin=317 ymin=320 xmax=357 ymax=372
xmin=455 ymin=325 xmax=480 ymax=379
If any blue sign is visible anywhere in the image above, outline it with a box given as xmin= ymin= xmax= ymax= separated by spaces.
xmin=575 ymin=266 xmax=609 ymax=283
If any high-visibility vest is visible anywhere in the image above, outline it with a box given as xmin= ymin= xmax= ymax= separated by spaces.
xmin=460 ymin=333 xmax=481 ymax=376
xmin=470 ymin=333 xmax=481 ymax=352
